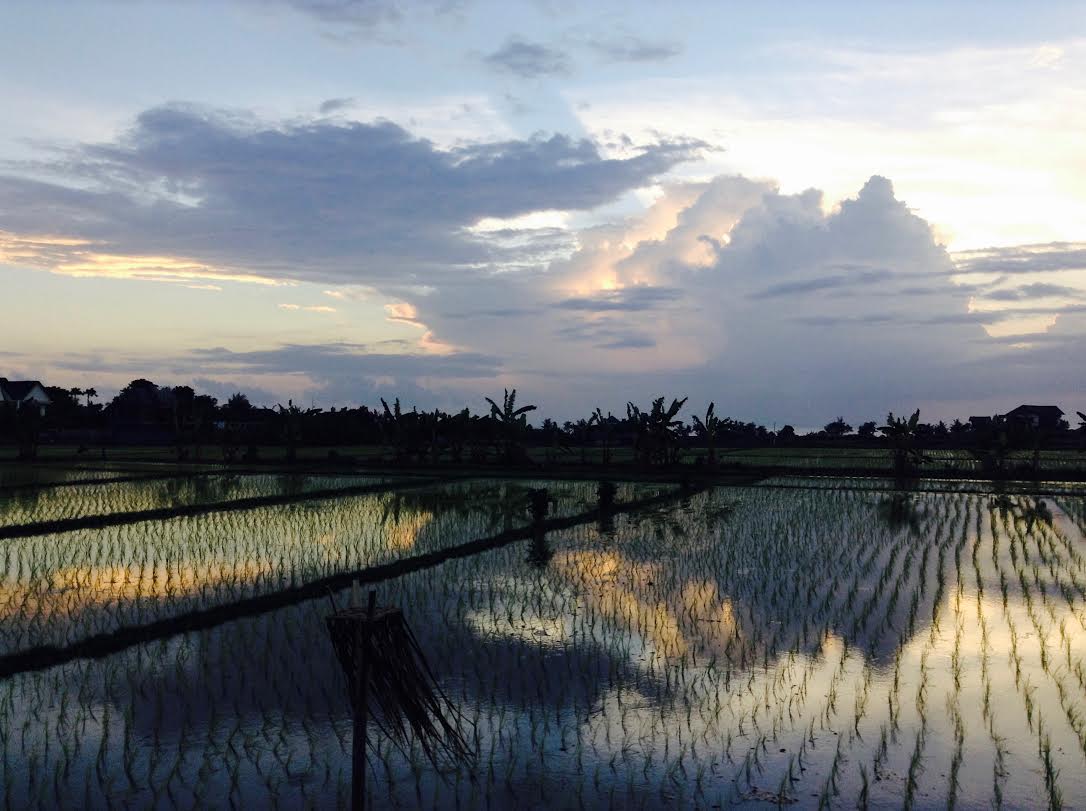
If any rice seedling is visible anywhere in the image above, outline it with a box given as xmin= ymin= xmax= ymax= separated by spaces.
xmin=0 ymin=477 xmax=1083 ymax=806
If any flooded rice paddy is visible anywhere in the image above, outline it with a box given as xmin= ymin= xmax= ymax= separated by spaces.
xmin=2 ymin=471 xmax=1085 ymax=808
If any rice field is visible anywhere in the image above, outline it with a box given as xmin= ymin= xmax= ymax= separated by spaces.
xmin=2 ymin=471 xmax=1086 ymax=808
xmin=719 ymin=447 xmax=1086 ymax=475
xmin=0 ymin=473 xmax=393 ymax=528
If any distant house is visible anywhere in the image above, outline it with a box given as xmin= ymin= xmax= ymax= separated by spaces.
xmin=0 ymin=378 xmax=52 ymax=416
xmin=1004 ymin=404 xmax=1064 ymax=431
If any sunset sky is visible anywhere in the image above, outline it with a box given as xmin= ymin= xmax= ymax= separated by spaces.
xmin=3 ymin=0 xmax=1085 ymax=425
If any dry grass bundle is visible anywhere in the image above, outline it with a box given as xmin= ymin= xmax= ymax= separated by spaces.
xmin=326 ymin=596 xmax=474 ymax=769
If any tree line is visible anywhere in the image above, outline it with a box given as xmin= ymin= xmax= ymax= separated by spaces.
xmin=3 ymin=378 xmax=1084 ymax=469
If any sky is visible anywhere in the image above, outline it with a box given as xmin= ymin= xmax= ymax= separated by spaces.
xmin=2 ymin=0 xmax=1085 ymax=427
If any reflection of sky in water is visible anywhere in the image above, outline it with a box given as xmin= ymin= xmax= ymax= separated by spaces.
xmin=2 ymin=485 xmax=1085 ymax=808
xmin=0 ymin=477 xmax=658 ymax=653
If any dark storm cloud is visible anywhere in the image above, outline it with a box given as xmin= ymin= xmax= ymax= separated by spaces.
xmin=0 ymin=104 xmax=700 ymax=283
xmin=483 ymin=38 xmax=570 ymax=78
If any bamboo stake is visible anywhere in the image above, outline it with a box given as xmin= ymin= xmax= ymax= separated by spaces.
xmin=351 ymin=588 xmax=376 ymax=811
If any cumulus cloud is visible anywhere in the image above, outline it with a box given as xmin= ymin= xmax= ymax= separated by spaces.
xmin=398 ymin=174 xmax=1072 ymax=422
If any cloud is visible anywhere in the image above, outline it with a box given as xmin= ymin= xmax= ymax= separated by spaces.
xmin=0 ymin=104 xmax=700 ymax=287
xmin=952 ymin=242 xmax=1086 ymax=276
xmin=318 ymin=97 xmax=355 ymax=114
xmin=556 ymin=285 xmax=682 ymax=312
xmin=982 ymin=282 xmax=1084 ymax=302
xmin=255 ymin=0 xmax=465 ymax=39
xmin=400 ymin=173 xmax=1067 ymax=423
xmin=588 ymin=36 xmax=681 ymax=63
xmin=191 ymin=377 xmax=280 ymax=407
xmin=187 ymin=342 xmax=498 ymax=378
xmin=384 ymin=301 xmax=423 ymax=326
xmin=180 ymin=341 xmax=502 ymax=408
xmin=278 ymin=303 xmax=338 ymax=313
xmin=749 ymin=268 xmax=893 ymax=299
xmin=5 ymin=100 xmax=1081 ymax=423
xmin=483 ymin=38 xmax=570 ymax=78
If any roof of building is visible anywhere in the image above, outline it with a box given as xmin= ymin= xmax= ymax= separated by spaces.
xmin=0 ymin=379 xmax=51 ymax=402
xmin=1006 ymin=404 xmax=1064 ymax=418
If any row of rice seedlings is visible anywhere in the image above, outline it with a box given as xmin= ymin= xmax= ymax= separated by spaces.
xmin=0 ymin=466 xmax=123 ymax=490
xmin=0 ymin=473 xmax=387 ymax=530
xmin=0 ymin=479 xmax=630 ymax=655
xmin=984 ymin=497 xmax=1084 ymax=806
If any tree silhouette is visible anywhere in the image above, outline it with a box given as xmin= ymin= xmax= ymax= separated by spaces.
xmin=485 ymin=389 xmax=537 ymax=464
xmin=627 ymin=396 xmax=687 ymax=466
xmin=969 ymin=419 xmax=1014 ymax=478
xmin=691 ymin=402 xmax=721 ymax=466
xmin=14 ymin=405 xmax=43 ymax=460
xmin=880 ymin=410 xmax=928 ymax=478
xmin=275 ymin=400 xmax=318 ymax=464
xmin=592 ymin=408 xmax=616 ymax=466
xmin=824 ymin=417 xmax=853 ymax=438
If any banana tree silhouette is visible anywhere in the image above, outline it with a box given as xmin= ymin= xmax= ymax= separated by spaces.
xmin=592 ymin=408 xmax=616 ymax=466
xmin=565 ymin=416 xmax=596 ymax=464
xmin=438 ymin=408 xmax=471 ymax=463
xmin=626 ymin=396 xmax=687 ymax=467
xmin=485 ymin=389 xmax=537 ymax=464
xmin=275 ymin=400 xmax=318 ymax=464
xmin=380 ymin=398 xmax=432 ymax=462
xmin=880 ymin=410 xmax=928 ymax=478
xmin=691 ymin=402 xmax=721 ymax=466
